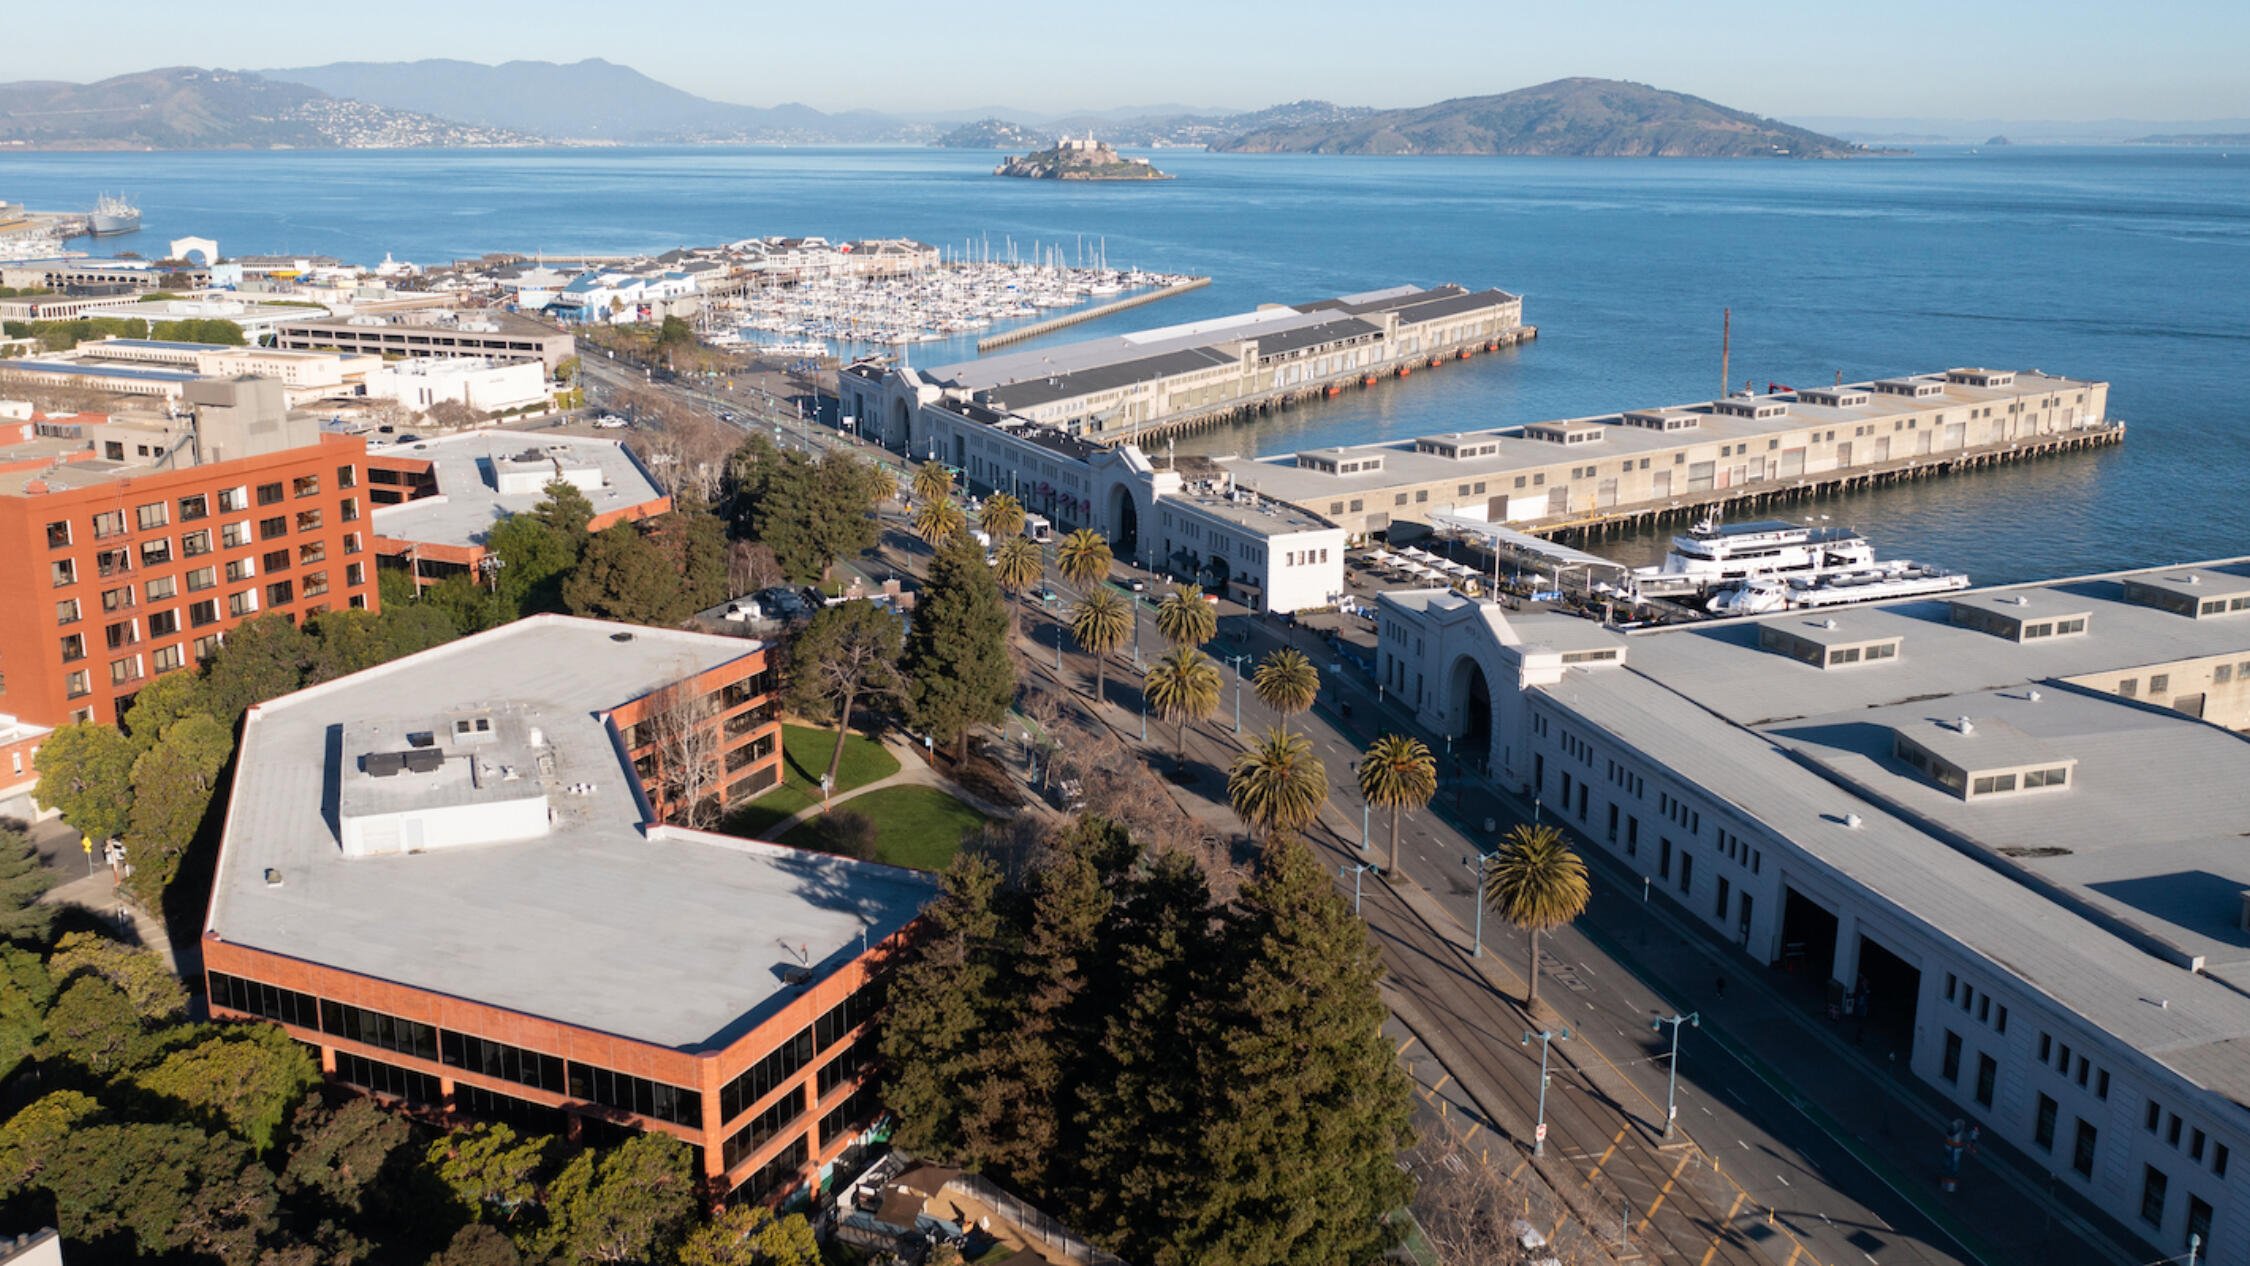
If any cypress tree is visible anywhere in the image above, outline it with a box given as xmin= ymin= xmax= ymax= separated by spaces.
xmin=878 ymin=853 xmax=1007 ymax=1160
xmin=903 ymin=535 xmax=1015 ymax=762
xmin=1169 ymin=833 xmax=1416 ymax=1266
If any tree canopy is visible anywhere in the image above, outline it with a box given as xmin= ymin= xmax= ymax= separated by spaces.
xmin=903 ymin=535 xmax=1016 ymax=761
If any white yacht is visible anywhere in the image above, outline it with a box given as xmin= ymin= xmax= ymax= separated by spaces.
xmin=1706 ymin=562 xmax=1972 ymax=616
xmin=1628 ymin=518 xmax=1876 ymax=599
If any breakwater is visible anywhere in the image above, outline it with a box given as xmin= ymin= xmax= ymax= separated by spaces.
xmin=976 ymin=277 xmax=1211 ymax=351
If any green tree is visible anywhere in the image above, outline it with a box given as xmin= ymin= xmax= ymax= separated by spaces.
xmin=1143 ymin=647 xmax=1221 ymax=767
xmin=38 ymin=975 xmax=147 ymax=1076
xmin=0 ymin=1088 xmax=98 ymax=1192
xmin=730 ymin=436 xmax=888 ymax=583
xmin=529 ymin=478 xmax=598 ymax=537
xmin=1252 ymin=647 xmax=1320 ymax=733
xmin=1175 ymin=834 xmax=1415 ymax=1265
xmin=958 ymin=824 xmax=1113 ymax=1187
xmin=654 ymin=315 xmax=696 ymax=368
xmin=202 ymin=614 xmax=312 ymax=724
xmin=1075 ymin=849 xmax=1214 ymax=1257
xmin=124 ymin=711 xmax=234 ymax=909
xmin=427 ymin=1123 xmax=554 ymax=1223
xmin=1055 ymin=528 xmax=1112 ymax=590
xmin=564 ymin=525 xmax=695 ymax=625
xmin=305 ymin=604 xmax=459 ymax=683
xmin=910 ymin=459 xmax=955 ymax=506
xmin=0 ymin=823 xmax=58 ymax=945
xmin=991 ymin=533 xmax=1043 ymax=601
xmin=677 ymin=1204 xmax=821 ymax=1266
xmin=879 ymin=853 xmax=1006 ymax=1159
xmin=644 ymin=494 xmax=731 ymax=613
xmin=0 ymin=945 xmax=55 ymax=1083
xmin=903 ymin=535 xmax=1015 ymax=762
xmin=279 ymin=1096 xmax=414 ymax=1216
xmin=554 ymin=355 xmax=581 ymax=385
xmin=433 ymin=1223 xmax=524 ymax=1266
xmin=979 ymin=491 xmax=1026 ymax=540
xmin=1359 ymin=734 xmax=1438 ymax=880
xmin=912 ymin=494 xmax=967 ymax=547
xmin=542 ymin=1132 xmax=699 ymax=1266
xmin=1480 ymin=822 xmax=1590 ymax=1009
xmin=1227 ymin=726 xmax=1330 ymax=840
xmin=15 ymin=1120 xmax=278 ymax=1260
xmin=33 ymin=722 xmax=137 ymax=844
xmin=424 ymin=573 xmax=516 ymax=634
xmin=120 ymin=670 xmax=210 ymax=749
xmin=785 ymin=600 xmax=904 ymax=790
xmin=133 ymin=1024 xmax=318 ymax=1154
xmin=1068 ymin=588 xmax=1132 ymax=705
xmin=47 ymin=930 xmax=187 ymax=1019
xmin=1154 ymin=583 xmax=1216 ymax=649
xmin=487 ymin=505 xmax=584 ymax=614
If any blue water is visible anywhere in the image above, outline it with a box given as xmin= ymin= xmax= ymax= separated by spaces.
xmin=4 ymin=144 xmax=2246 ymax=581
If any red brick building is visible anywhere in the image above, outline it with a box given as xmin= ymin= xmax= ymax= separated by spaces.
xmin=203 ymin=617 xmax=909 ymax=1202
xmin=0 ymin=380 xmax=377 ymax=729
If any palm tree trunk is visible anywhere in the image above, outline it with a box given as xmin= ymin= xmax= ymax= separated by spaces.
xmin=1388 ymin=802 xmax=1403 ymax=877
xmin=1094 ymin=650 xmax=1106 ymax=705
xmin=824 ymin=684 xmax=857 ymax=790
xmin=1177 ymin=715 xmax=1189 ymax=767
xmin=1526 ymin=926 xmax=1541 ymax=1008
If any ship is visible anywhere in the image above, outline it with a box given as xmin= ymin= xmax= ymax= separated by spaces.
xmin=1705 ymin=562 xmax=1972 ymax=616
xmin=87 ymin=194 xmax=141 ymax=236
xmin=1626 ymin=518 xmax=1876 ymax=599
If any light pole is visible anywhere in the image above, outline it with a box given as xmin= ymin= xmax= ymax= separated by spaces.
xmin=1361 ymin=799 xmax=1371 ymax=851
xmin=1654 ymin=1011 xmax=1700 ymax=1139
xmin=1223 ymin=652 xmax=1249 ymax=734
xmin=1340 ymin=861 xmax=1376 ymax=915
xmin=1464 ymin=850 xmax=1499 ymax=957
xmin=1055 ymin=620 xmax=1064 ymax=671
xmin=1522 ymin=1027 xmax=1570 ymax=1156
xmin=1139 ymin=694 xmax=1147 ymax=743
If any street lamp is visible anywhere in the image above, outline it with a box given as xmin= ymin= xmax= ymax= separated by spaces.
xmin=1653 ymin=1011 xmax=1700 ymax=1139
xmin=1055 ymin=620 xmax=1065 ymax=671
xmin=1223 ymin=652 xmax=1249 ymax=734
xmin=1522 ymin=1027 xmax=1570 ymax=1156
xmin=1339 ymin=861 xmax=1376 ymax=915
xmin=1464 ymin=850 xmax=1499 ymax=957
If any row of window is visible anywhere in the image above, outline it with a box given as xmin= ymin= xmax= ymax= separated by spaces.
xmin=50 ymin=525 xmax=361 ymax=589
xmin=1942 ymin=972 xmax=2011 ymax=1037
xmin=2035 ymin=1030 xmax=2112 ymax=1100
xmin=722 ymin=1084 xmax=806 ymax=1171
xmin=2145 ymin=1094 xmax=2232 ymax=1179
xmin=43 ymin=470 xmax=352 ymax=549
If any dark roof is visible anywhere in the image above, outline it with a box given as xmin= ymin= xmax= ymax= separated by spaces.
xmin=979 ymin=346 xmax=1236 ymax=412
xmin=1385 ymin=287 xmax=1522 ymax=326
xmin=1252 ymin=316 xmax=1381 ymax=358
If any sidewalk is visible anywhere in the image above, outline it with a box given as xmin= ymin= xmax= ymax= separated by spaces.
xmin=39 ymin=865 xmax=178 ymax=977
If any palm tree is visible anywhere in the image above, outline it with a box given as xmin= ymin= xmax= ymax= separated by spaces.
xmin=1143 ymin=647 xmax=1221 ymax=768
xmin=1253 ymin=648 xmax=1320 ymax=733
xmin=1228 ymin=726 xmax=1329 ymax=840
xmin=912 ymin=495 xmax=967 ymax=547
xmin=1056 ymin=528 xmax=1113 ymax=591
xmin=980 ymin=492 xmax=1026 ymax=540
xmin=1479 ymin=823 xmax=1590 ymax=1008
xmin=911 ymin=459 xmax=954 ymax=506
xmin=1069 ymin=588 xmax=1132 ymax=704
xmin=991 ymin=533 xmax=1043 ymax=598
xmin=1154 ymin=583 xmax=1216 ymax=649
xmin=1359 ymin=734 xmax=1438 ymax=878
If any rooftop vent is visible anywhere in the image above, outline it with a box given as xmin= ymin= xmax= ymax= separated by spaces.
xmin=366 ymin=751 xmax=406 ymax=778
xmin=263 ymin=867 xmax=284 ymax=887
xmin=402 ymin=747 xmax=444 ymax=773
xmin=1844 ymin=814 xmax=1864 ymax=829
xmin=2027 ymin=688 xmax=2043 ymax=702
xmin=1956 ymin=717 xmax=1975 ymax=735
xmin=1821 ymin=618 xmax=1838 ymax=630
xmin=610 ymin=631 xmax=634 ymax=643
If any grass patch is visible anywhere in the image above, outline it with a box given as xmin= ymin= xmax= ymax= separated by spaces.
xmin=723 ymin=724 xmax=901 ymax=838
xmin=779 ymin=785 xmax=988 ymax=872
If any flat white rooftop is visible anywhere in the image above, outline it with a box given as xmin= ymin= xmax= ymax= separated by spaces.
xmin=369 ymin=429 xmax=668 ymax=550
xmin=206 ymin=616 xmax=935 ymax=1050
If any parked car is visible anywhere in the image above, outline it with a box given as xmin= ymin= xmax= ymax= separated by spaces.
xmin=592 ymin=414 xmax=627 ymax=429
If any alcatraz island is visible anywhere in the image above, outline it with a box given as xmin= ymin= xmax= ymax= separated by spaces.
xmin=995 ymin=132 xmax=1172 ymax=180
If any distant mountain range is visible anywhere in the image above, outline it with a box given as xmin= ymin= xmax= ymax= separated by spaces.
xmin=260 ymin=59 xmax=906 ymax=144
xmin=1791 ymin=114 xmax=2250 ymax=145
xmin=0 ymin=66 xmax=531 ymax=150
xmin=2130 ymin=133 xmax=2250 ymax=147
xmin=937 ymin=101 xmax=1379 ymax=149
xmin=1214 ymin=79 xmax=1869 ymax=157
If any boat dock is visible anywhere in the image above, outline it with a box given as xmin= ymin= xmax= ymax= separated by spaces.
xmin=976 ymin=276 xmax=1210 ymax=351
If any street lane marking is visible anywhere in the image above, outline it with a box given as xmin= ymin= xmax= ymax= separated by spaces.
xmin=1583 ymin=1124 xmax=1628 ymax=1185
xmin=1635 ymin=1151 xmax=1695 ymax=1233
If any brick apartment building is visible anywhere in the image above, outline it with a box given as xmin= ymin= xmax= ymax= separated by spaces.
xmin=0 ymin=379 xmax=377 ymax=731
xmin=202 ymin=618 xmax=902 ymax=1203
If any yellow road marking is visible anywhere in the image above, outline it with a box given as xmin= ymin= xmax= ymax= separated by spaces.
xmin=1397 ymin=1034 xmax=1418 ymax=1055
xmin=1584 ymin=1123 xmax=1628 ymax=1184
xmin=1433 ymin=1072 xmax=1451 ymax=1093
xmin=1785 ymin=1245 xmax=1805 ymax=1266
xmin=1635 ymin=1151 xmax=1695 ymax=1233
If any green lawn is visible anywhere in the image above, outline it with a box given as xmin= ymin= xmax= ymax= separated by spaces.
xmin=779 ymin=785 xmax=989 ymax=872
xmin=722 ymin=723 xmax=900 ymax=839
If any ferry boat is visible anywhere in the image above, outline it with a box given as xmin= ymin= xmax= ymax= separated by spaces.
xmin=1627 ymin=518 xmax=1876 ymax=599
xmin=88 ymin=194 xmax=140 ymax=236
xmin=1706 ymin=562 xmax=1972 ymax=616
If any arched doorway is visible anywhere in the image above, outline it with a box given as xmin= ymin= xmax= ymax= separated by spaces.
xmin=1450 ymin=655 xmax=1493 ymax=767
xmin=1107 ymin=484 xmax=1140 ymax=560
xmin=886 ymin=397 xmax=912 ymax=451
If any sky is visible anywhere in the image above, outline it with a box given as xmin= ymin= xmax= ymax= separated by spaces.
xmin=7 ymin=0 xmax=2248 ymax=122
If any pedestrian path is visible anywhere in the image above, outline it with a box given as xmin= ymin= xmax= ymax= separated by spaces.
xmin=39 ymin=866 xmax=179 ymax=977
xmin=768 ymin=735 xmax=1033 ymax=835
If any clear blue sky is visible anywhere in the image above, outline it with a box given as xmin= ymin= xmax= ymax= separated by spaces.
xmin=9 ymin=0 xmax=2247 ymax=120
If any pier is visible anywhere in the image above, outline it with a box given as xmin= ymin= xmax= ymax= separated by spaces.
xmin=976 ymin=276 xmax=1210 ymax=351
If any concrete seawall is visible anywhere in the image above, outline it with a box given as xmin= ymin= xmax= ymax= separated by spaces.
xmin=976 ymin=277 xmax=1212 ymax=351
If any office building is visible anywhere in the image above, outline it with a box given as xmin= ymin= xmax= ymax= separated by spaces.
xmin=275 ymin=311 xmax=575 ymax=373
xmin=203 ymin=617 xmax=901 ymax=1202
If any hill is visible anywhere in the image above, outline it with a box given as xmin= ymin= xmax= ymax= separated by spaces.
xmin=935 ymin=118 xmax=1048 ymax=149
xmin=1215 ymin=78 xmax=1870 ymax=157
xmin=2131 ymin=133 xmax=2250 ymax=147
xmin=0 ymin=67 xmax=529 ymax=150
xmin=262 ymin=58 xmax=916 ymax=143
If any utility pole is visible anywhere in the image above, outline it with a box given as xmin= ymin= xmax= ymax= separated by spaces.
xmin=1654 ymin=1011 xmax=1700 ymax=1139
xmin=1522 ymin=1027 xmax=1569 ymax=1156
xmin=1465 ymin=851 xmax=1498 ymax=956
xmin=1339 ymin=861 xmax=1376 ymax=915
xmin=1223 ymin=652 xmax=1249 ymax=733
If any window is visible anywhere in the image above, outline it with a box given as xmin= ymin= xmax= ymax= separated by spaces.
xmin=147 ymin=610 xmax=179 ymax=638
xmin=2142 ymin=1165 xmax=2169 ymax=1228
xmin=734 ymin=1134 xmax=808 ymax=1203
xmin=207 ymin=971 xmax=319 ymax=1028
xmin=302 ymin=571 xmax=329 ymax=599
xmin=50 ymin=559 xmax=76 ymax=587
xmin=258 ymin=516 xmax=288 ymax=541
xmin=296 ymin=508 xmax=324 ymax=533
xmin=2216 ymin=1143 xmax=2230 ymax=1179
xmin=2187 ymin=1196 xmax=2213 ymax=1258
xmin=193 ymin=633 xmax=222 ymax=661
xmin=293 ymin=474 xmax=321 ymax=498
xmin=221 ymin=522 xmax=252 ymax=549
xmin=816 ymin=1034 xmax=875 ymax=1099
xmin=566 ymin=1064 xmax=702 ymax=1127
xmin=58 ymin=633 xmax=85 ymax=663
xmin=1677 ymin=851 xmax=1693 ymax=894
xmin=45 ymin=520 xmax=71 ymax=549
xmin=179 ymin=493 xmax=209 ymax=521
xmin=2119 ymin=678 xmax=2139 ymax=699
xmin=721 ymin=1086 xmax=805 ymax=1169
xmin=135 ymin=501 xmax=169 ymax=531
xmin=95 ymin=548 xmax=132 ymax=578
xmin=256 ymin=481 xmax=285 ymax=506
xmin=2192 ymin=1129 xmax=2207 ymax=1163
xmin=225 ymin=558 xmax=256 ymax=584
xmin=2148 ymin=1100 xmax=2163 ymax=1133
xmin=55 ymin=598 xmax=80 ymax=625
xmin=440 ymin=1031 xmax=565 ymax=1093
xmin=1974 ymin=1053 xmax=1997 ymax=1108
xmin=320 ymin=999 xmax=438 ymax=1062
xmin=2150 ymin=673 xmax=2171 ymax=694
xmin=2073 ymin=1120 xmax=2098 ymax=1178
xmin=265 ymin=580 xmax=294 ymax=608
xmin=346 ymin=562 xmax=365 ymax=587
xmin=337 ymin=464 xmax=358 ymax=489
xmin=228 ymin=590 xmax=260 ymax=618
xmin=182 ymin=528 xmax=213 ymax=557
xmin=297 ymin=540 xmax=326 ymax=566
xmin=64 ymin=670 xmax=90 ymax=699
xmin=108 ymin=656 xmax=141 ymax=687
xmin=334 ymin=1051 xmax=441 ymax=1106
xmin=90 ymin=509 xmax=126 ymax=540
xmin=2171 ymin=1115 xmax=2185 ymax=1148
xmin=189 ymin=599 xmax=219 ymax=627
xmin=2034 ymin=1093 xmax=2058 ymax=1151
xmin=2097 ymin=1069 xmax=2110 ymax=1100
xmin=1942 ymin=1030 xmax=1963 ymax=1081
xmin=185 ymin=566 xmax=217 ymax=593
xmin=720 ymin=1027 xmax=815 ymax=1123
xmin=139 ymin=537 xmax=172 ymax=567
